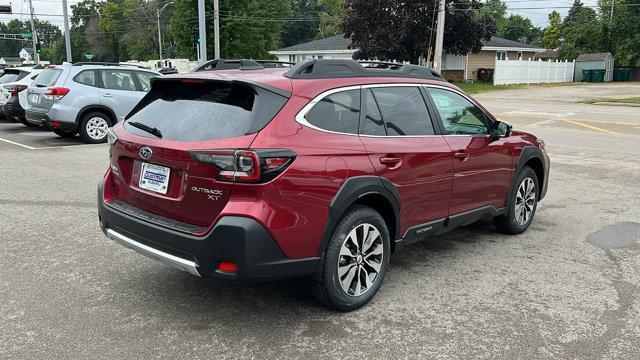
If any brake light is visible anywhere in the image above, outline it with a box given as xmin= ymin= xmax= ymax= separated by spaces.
xmin=218 ymin=261 xmax=237 ymax=273
xmin=189 ymin=149 xmax=295 ymax=183
xmin=3 ymin=84 xmax=27 ymax=96
xmin=44 ymin=87 xmax=70 ymax=100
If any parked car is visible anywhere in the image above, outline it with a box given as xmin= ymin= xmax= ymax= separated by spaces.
xmin=0 ymin=68 xmax=42 ymax=125
xmin=193 ymin=59 xmax=295 ymax=72
xmin=97 ymin=59 xmax=550 ymax=311
xmin=0 ymin=67 xmax=34 ymax=121
xmin=23 ymin=62 xmax=161 ymax=143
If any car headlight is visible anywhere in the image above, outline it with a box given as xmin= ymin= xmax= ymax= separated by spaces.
xmin=106 ymin=127 xmax=118 ymax=146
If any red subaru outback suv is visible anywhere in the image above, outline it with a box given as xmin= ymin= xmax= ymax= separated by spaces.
xmin=98 ymin=59 xmax=549 ymax=311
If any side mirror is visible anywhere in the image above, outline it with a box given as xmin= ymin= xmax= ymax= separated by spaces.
xmin=491 ymin=121 xmax=511 ymax=140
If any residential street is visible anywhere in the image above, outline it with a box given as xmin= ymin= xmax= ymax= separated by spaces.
xmin=1 ymin=83 xmax=639 ymax=359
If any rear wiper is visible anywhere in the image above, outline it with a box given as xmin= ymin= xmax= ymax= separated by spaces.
xmin=127 ymin=121 xmax=163 ymax=138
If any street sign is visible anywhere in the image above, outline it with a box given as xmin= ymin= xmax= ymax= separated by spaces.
xmin=20 ymin=32 xmax=31 ymax=39
xmin=85 ymin=53 xmax=94 ymax=60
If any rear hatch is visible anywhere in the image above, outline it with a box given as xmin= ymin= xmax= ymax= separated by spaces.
xmin=108 ymin=78 xmax=290 ymax=228
xmin=0 ymin=69 xmax=28 ymax=105
xmin=25 ymin=67 xmax=64 ymax=112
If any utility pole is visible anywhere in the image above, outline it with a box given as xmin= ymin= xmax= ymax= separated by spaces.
xmin=27 ymin=0 xmax=39 ymax=63
xmin=197 ymin=0 xmax=207 ymax=64
xmin=610 ymin=0 xmax=615 ymax=21
xmin=62 ymin=0 xmax=72 ymax=62
xmin=433 ymin=0 xmax=445 ymax=72
xmin=213 ymin=0 xmax=220 ymax=59
xmin=157 ymin=2 xmax=174 ymax=64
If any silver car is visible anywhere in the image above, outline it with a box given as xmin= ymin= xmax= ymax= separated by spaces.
xmin=23 ymin=63 xmax=160 ymax=143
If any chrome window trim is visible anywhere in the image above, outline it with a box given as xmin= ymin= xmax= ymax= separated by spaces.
xmin=295 ymin=83 xmax=443 ymax=138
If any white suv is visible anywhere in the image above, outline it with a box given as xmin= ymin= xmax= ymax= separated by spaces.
xmin=24 ymin=63 xmax=160 ymax=143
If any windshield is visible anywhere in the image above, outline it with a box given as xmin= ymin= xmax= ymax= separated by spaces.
xmin=33 ymin=69 xmax=62 ymax=87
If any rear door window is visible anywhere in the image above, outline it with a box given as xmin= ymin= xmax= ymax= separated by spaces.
xmin=303 ymin=89 xmax=360 ymax=134
xmin=33 ymin=69 xmax=62 ymax=87
xmin=73 ymin=70 xmax=98 ymax=87
xmin=370 ymin=86 xmax=434 ymax=136
xmin=101 ymin=70 xmax=137 ymax=91
xmin=125 ymin=80 xmax=288 ymax=142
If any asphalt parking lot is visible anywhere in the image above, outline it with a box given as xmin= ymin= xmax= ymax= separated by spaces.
xmin=1 ymin=83 xmax=639 ymax=359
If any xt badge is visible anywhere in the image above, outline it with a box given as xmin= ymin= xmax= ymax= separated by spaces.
xmin=191 ymin=187 xmax=223 ymax=200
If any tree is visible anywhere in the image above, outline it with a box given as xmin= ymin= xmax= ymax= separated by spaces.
xmin=316 ymin=0 xmax=345 ymax=39
xmin=607 ymin=0 xmax=640 ymax=66
xmin=477 ymin=0 xmax=507 ymax=31
xmin=498 ymin=14 xmax=538 ymax=44
xmin=342 ymin=0 xmax=495 ymax=64
xmin=558 ymin=0 xmax=602 ymax=60
xmin=543 ymin=11 xmax=562 ymax=49
xmin=280 ymin=0 xmax=321 ymax=47
xmin=170 ymin=0 xmax=291 ymax=60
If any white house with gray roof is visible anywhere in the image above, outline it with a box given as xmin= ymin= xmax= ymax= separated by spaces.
xmin=270 ymin=34 xmax=545 ymax=81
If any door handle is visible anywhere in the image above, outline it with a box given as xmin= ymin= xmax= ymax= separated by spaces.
xmin=380 ymin=155 xmax=402 ymax=169
xmin=454 ymin=150 xmax=470 ymax=161
xmin=102 ymin=93 xmax=113 ymax=98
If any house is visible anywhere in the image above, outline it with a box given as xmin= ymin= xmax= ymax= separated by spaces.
xmin=19 ymin=48 xmax=33 ymax=62
xmin=534 ymin=49 xmax=558 ymax=60
xmin=270 ymin=35 xmax=354 ymax=63
xmin=574 ymin=53 xmax=614 ymax=82
xmin=270 ymin=35 xmax=544 ymax=82
xmin=0 ymin=57 xmax=25 ymax=65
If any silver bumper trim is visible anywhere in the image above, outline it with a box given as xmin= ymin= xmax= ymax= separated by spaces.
xmin=106 ymin=228 xmax=201 ymax=277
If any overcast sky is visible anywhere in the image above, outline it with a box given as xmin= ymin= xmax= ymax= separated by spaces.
xmin=0 ymin=0 xmax=602 ymax=31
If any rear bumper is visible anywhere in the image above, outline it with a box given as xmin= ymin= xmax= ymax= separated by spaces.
xmin=0 ymin=99 xmax=24 ymax=118
xmin=97 ymin=180 xmax=319 ymax=281
xmin=24 ymin=109 xmax=48 ymax=126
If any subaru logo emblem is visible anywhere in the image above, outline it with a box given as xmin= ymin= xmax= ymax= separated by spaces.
xmin=139 ymin=146 xmax=152 ymax=159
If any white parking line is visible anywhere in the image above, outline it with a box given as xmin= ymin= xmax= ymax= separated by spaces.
xmin=0 ymin=137 xmax=39 ymax=150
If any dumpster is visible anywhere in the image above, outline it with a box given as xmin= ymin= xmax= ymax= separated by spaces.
xmin=616 ymin=69 xmax=631 ymax=82
xmin=613 ymin=69 xmax=621 ymax=82
xmin=581 ymin=69 xmax=593 ymax=82
xmin=592 ymin=69 xmax=606 ymax=82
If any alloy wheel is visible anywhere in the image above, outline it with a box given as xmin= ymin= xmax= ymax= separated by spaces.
xmin=515 ymin=178 xmax=536 ymax=225
xmin=86 ymin=117 xmax=109 ymax=141
xmin=337 ymin=223 xmax=384 ymax=297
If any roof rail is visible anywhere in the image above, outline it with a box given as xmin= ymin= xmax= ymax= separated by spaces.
xmin=283 ymin=59 xmax=446 ymax=81
xmin=194 ymin=59 xmax=295 ymax=72
xmin=71 ymin=62 xmax=149 ymax=69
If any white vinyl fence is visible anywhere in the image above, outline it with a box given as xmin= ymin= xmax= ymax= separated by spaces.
xmin=493 ymin=58 xmax=575 ymax=85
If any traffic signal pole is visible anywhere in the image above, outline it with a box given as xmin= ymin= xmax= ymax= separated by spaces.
xmin=197 ymin=0 xmax=207 ymax=64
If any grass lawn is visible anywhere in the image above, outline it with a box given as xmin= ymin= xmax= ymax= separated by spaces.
xmin=453 ymin=81 xmax=597 ymax=94
xmin=579 ymin=97 xmax=640 ymax=104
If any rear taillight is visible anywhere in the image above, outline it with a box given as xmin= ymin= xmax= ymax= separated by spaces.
xmin=3 ymin=84 xmax=27 ymax=96
xmin=189 ymin=149 xmax=295 ymax=183
xmin=43 ymin=87 xmax=70 ymax=100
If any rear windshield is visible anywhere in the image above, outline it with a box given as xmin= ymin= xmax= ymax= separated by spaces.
xmin=33 ymin=69 xmax=62 ymax=87
xmin=124 ymin=80 xmax=288 ymax=141
xmin=0 ymin=71 xmax=27 ymax=84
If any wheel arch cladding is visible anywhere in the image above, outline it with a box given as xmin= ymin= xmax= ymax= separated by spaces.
xmin=317 ymin=176 xmax=401 ymax=257
xmin=76 ymin=105 xmax=117 ymax=124
xmin=516 ymin=146 xmax=545 ymax=198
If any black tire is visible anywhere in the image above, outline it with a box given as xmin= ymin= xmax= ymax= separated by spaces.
xmin=53 ymin=128 xmax=77 ymax=138
xmin=78 ymin=111 xmax=112 ymax=144
xmin=17 ymin=117 xmax=38 ymax=127
xmin=494 ymin=166 xmax=539 ymax=234
xmin=310 ymin=205 xmax=391 ymax=311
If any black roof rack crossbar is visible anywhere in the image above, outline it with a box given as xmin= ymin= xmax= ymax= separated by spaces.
xmin=283 ymin=59 xmax=446 ymax=82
